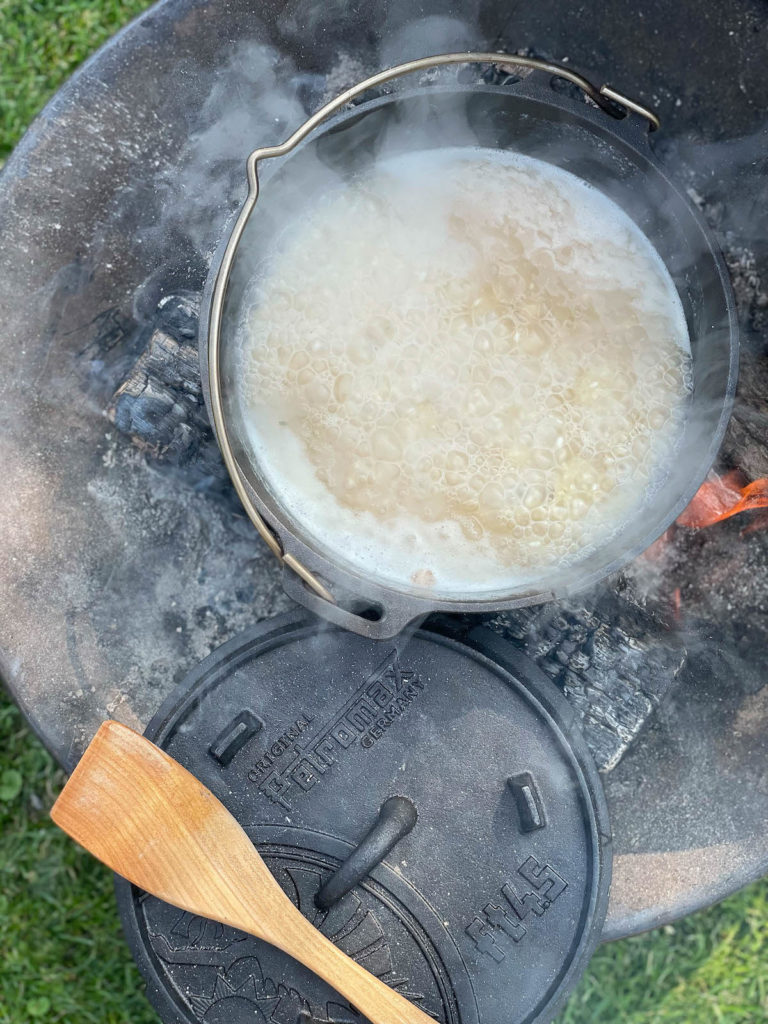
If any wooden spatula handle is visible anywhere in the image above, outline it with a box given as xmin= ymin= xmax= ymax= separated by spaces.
xmin=260 ymin=900 xmax=436 ymax=1024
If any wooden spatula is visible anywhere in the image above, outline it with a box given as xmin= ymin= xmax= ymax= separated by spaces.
xmin=51 ymin=720 xmax=435 ymax=1024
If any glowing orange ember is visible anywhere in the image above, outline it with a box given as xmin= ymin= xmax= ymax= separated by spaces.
xmin=677 ymin=470 xmax=768 ymax=529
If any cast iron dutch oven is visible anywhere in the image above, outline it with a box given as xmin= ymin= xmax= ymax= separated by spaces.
xmin=200 ymin=52 xmax=738 ymax=639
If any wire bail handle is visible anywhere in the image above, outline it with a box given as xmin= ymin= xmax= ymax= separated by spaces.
xmin=246 ymin=51 xmax=659 ymax=186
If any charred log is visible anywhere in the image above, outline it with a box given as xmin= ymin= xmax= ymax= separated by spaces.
xmin=106 ymin=294 xmax=228 ymax=485
xmin=484 ymin=596 xmax=686 ymax=772
xmin=721 ymin=346 xmax=768 ymax=481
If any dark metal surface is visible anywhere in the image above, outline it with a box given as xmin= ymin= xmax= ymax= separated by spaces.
xmin=0 ymin=0 xmax=767 ymax=941
xmin=116 ymin=613 xmax=611 ymax=1024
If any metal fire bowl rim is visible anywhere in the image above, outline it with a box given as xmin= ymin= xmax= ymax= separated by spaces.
xmin=0 ymin=0 xmax=760 ymax=949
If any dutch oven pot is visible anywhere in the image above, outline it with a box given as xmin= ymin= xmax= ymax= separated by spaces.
xmin=201 ymin=53 xmax=738 ymax=639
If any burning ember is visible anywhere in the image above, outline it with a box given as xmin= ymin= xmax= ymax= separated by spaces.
xmin=640 ymin=469 xmax=768 ymax=579
xmin=677 ymin=470 xmax=768 ymax=530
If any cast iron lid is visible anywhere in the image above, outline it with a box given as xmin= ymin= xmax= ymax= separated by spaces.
xmin=116 ymin=612 xmax=611 ymax=1024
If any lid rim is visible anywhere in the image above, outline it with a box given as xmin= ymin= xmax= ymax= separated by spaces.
xmin=116 ymin=611 xmax=612 ymax=1024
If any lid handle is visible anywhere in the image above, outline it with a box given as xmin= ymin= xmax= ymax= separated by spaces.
xmin=316 ymin=796 xmax=418 ymax=909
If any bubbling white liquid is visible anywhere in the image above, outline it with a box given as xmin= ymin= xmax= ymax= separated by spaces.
xmin=236 ymin=148 xmax=691 ymax=596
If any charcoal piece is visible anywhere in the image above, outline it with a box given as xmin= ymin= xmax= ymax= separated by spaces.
xmin=106 ymin=294 xmax=227 ymax=481
xmin=714 ymin=234 xmax=768 ymax=481
xmin=485 ymin=595 xmax=686 ymax=772
xmin=720 ymin=345 xmax=768 ymax=481
xmin=725 ymin=243 xmax=768 ymax=337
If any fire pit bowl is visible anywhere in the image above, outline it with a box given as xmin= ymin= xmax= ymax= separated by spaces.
xmin=201 ymin=53 xmax=738 ymax=639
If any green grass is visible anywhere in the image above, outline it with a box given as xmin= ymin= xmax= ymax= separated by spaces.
xmin=1 ymin=2 xmax=768 ymax=1021
xmin=558 ymin=889 xmax=768 ymax=1024
xmin=2 ymin=687 xmax=768 ymax=1023
xmin=0 ymin=690 xmax=158 ymax=1024
xmin=0 ymin=0 xmax=155 ymax=162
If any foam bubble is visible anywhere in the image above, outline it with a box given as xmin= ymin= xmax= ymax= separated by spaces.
xmin=235 ymin=148 xmax=691 ymax=596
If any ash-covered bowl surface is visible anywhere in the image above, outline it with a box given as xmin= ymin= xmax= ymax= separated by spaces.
xmin=116 ymin=613 xmax=610 ymax=1024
